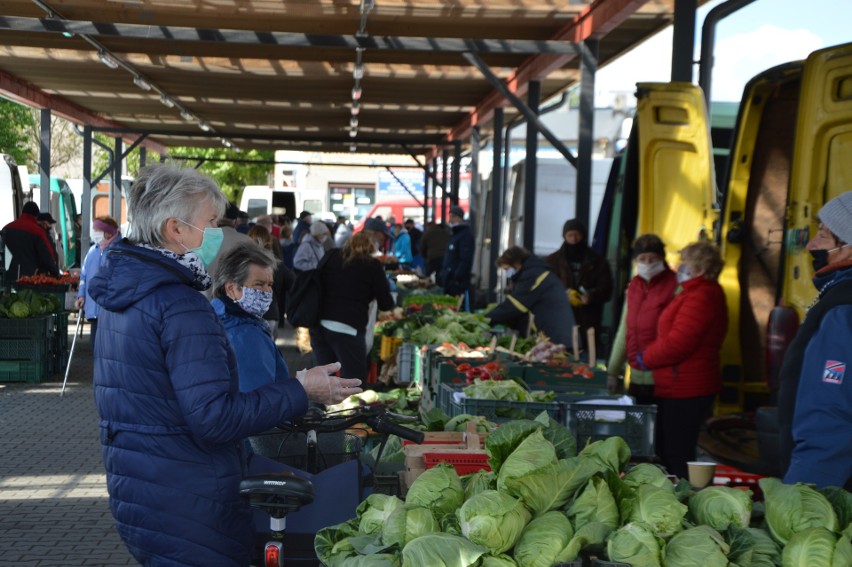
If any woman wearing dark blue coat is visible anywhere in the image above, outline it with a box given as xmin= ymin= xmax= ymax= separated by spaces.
xmin=487 ymin=246 xmax=576 ymax=347
xmin=89 ymin=165 xmax=362 ymax=566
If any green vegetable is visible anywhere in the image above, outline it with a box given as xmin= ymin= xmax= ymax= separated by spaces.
xmin=820 ymin=486 xmax=852 ymax=539
xmin=504 ymin=456 xmax=602 ymax=516
xmin=382 ymin=506 xmax=439 ymax=548
xmin=688 ymin=485 xmax=753 ymax=531
xmin=606 ymin=522 xmax=664 ymax=567
xmin=620 ymin=484 xmax=687 ymax=539
xmin=512 ymin=511 xmax=574 ymax=567
xmin=315 ymin=519 xmax=361 ymax=567
xmin=340 ymin=553 xmax=400 ymax=567
xmin=480 ymin=554 xmax=518 ymax=567
xmin=401 ymin=533 xmax=488 ymax=567
xmin=533 ymin=411 xmax=577 ymax=460
xmin=463 ymin=379 xmax=529 ymax=402
xmin=405 ymin=463 xmax=464 ymax=517
xmin=577 ymin=436 xmax=631 ymax=476
xmin=462 ymin=469 xmax=496 ymax=501
xmin=9 ymin=300 xmax=30 ymax=318
xmin=497 ymin=430 xmax=557 ymax=494
xmin=663 ymin=525 xmax=729 ymax=567
xmin=357 ymin=494 xmax=405 ymax=536
xmin=759 ymin=477 xmax=838 ymax=545
xmin=781 ymin=527 xmax=852 ymax=567
xmin=554 ymin=521 xmax=612 ymax=562
xmin=566 ymin=476 xmax=620 ymax=530
xmin=485 ymin=420 xmax=543 ymax=473
xmin=622 ymin=463 xmax=673 ymax=492
xmin=725 ymin=526 xmax=782 ymax=567
xmin=458 ymin=490 xmax=531 ymax=554
xmin=445 ymin=414 xmax=495 ymax=434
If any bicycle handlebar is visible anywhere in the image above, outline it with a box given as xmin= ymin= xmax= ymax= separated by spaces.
xmin=278 ymin=405 xmax=425 ymax=444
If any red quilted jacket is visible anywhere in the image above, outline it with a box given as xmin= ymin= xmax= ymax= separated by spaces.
xmin=641 ymin=276 xmax=728 ymax=399
xmin=626 ymin=268 xmax=678 ymax=363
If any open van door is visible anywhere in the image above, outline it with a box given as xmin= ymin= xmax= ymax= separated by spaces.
xmin=634 ymin=82 xmax=718 ymax=259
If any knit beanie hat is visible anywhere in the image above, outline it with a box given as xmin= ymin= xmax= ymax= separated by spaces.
xmin=633 ymin=234 xmax=666 ymax=258
xmin=22 ymin=201 xmax=40 ymax=216
xmin=818 ymin=191 xmax=852 ymax=244
xmin=562 ymin=218 xmax=587 ymax=239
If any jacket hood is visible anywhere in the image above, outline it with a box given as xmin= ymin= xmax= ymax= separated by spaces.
xmin=88 ymin=238 xmax=200 ymax=312
xmin=813 ymin=260 xmax=852 ymax=290
xmin=514 ymin=255 xmax=550 ymax=282
xmin=451 ymin=223 xmax=470 ymax=234
xmin=211 ymin=296 xmax=268 ymax=333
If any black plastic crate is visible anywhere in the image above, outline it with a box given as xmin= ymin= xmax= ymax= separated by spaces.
xmin=566 ymin=403 xmax=657 ymax=458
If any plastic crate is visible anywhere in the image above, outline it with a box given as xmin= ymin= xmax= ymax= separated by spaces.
xmin=523 ymin=363 xmax=609 ymax=389
xmin=0 ymin=337 xmax=49 ymax=361
xmin=422 ymin=451 xmax=491 ymax=475
xmin=713 ymin=464 xmax=766 ymax=499
xmin=552 ymin=561 xmax=584 ymax=567
xmin=567 ymin=403 xmax=657 ymax=458
xmin=0 ymin=359 xmax=49 ymax=383
xmin=395 ymin=343 xmax=418 ymax=385
xmin=380 ymin=336 xmax=403 ymax=362
xmin=0 ymin=315 xmax=53 ymax=339
xmin=372 ymin=471 xmax=404 ymax=496
xmin=590 ymin=560 xmax=631 ymax=567
xmin=438 ymin=383 xmax=563 ymax=423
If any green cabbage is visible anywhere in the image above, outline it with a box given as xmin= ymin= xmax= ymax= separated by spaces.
xmin=688 ymin=485 xmax=753 ymax=531
xmin=462 ymin=469 xmax=497 ymax=500
xmin=663 ymin=525 xmax=729 ymax=567
xmin=357 ymin=494 xmax=404 ymax=535
xmin=566 ymin=476 xmax=620 ymax=530
xmin=820 ymin=486 xmax=852 ymax=539
xmin=340 ymin=554 xmax=400 ymax=567
xmin=725 ymin=526 xmax=782 ymax=567
xmin=759 ymin=477 xmax=838 ymax=545
xmin=445 ymin=414 xmax=495 ymax=433
xmin=622 ymin=463 xmax=673 ymax=492
xmin=554 ymin=521 xmax=612 ymax=562
xmin=620 ymin=484 xmax=687 ymax=539
xmin=315 ymin=518 xmax=361 ymax=567
xmin=485 ymin=420 xmax=543 ymax=473
xmin=382 ymin=506 xmax=439 ymax=548
xmin=606 ymin=522 xmax=664 ymax=567
xmin=457 ymin=490 xmax=531 ymax=554
xmin=9 ymin=300 xmax=29 ymax=318
xmin=401 ymin=533 xmax=489 ymax=567
xmin=480 ymin=554 xmax=518 ymax=567
xmin=534 ymin=412 xmax=577 ymax=460
xmin=577 ymin=436 xmax=631 ymax=476
xmin=781 ymin=527 xmax=852 ymax=567
xmin=512 ymin=511 xmax=574 ymax=567
xmin=503 ymin=456 xmax=601 ymax=516
xmin=405 ymin=463 xmax=464 ymax=517
xmin=497 ymin=430 xmax=557 ymax=494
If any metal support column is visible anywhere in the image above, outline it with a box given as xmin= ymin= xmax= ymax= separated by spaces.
xmin=470 ymin=127 xmax=480 ymax=228
xmin=139 ymin=146 xmax=147 ymax=169
xmin=576 ymin=40 xmax=598 ymax=230
xmin=430 ymin=160 xmax=437 ymax=223
xmin=489 ymin=108 xmax=504 ymax=302
xmin=81 ymin=126 xmax=92 ymax=252
xmin=451 ymin=141 xmax=461 ymax=207
xmin=671 ymin=0 xmax=698 ymax=82
xmin=38 ymin=108 xmax=51 ymax=211
xmin=522 ymin=81 xmax=540 ymax=252
xmin=423 ymin=161 xmax=429 ymax=224
xmin=112 ymin=137 xmax=122 ymax=221
xmin=441 ymin=149 xmax=449 ymax=222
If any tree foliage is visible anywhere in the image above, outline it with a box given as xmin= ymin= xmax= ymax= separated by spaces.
xmin=23 ymin=109 xmax=82 ymax=172
xmin=0 ymin=98 xmax=35 ymax=167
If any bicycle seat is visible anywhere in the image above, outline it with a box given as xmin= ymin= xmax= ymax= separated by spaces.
xmin=239 ymin=472 xmax=315 ymax=517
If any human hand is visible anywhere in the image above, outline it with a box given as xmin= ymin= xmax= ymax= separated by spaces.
xmin=568 ymin=289 xmax=584 ymax=307
xmin=74 ymin=296 xmax=85 ymax=310
xmin=295 ymin=362 xmax=363 ymax=405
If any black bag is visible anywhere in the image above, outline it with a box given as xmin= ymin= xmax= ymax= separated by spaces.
xmin=285 ymin=249 xmax=331 ymax=328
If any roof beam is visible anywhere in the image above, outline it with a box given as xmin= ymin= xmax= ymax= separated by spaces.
xmin=0 ymin=68 xmax=167 ymax=154
xmin=0 ymin=15 xmax=579 ymax=56
xmin=446 ymin=0 xmax=650 ymax=144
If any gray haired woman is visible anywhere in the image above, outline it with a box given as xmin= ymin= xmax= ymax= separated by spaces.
xmin=87 ymin=164 xmax=361 ymax=566
xmin=293 ymin=219 xmax=330 ymax=272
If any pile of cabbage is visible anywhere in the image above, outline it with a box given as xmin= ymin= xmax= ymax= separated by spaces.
xmin=315 ymin=412 xmax=852 ymax=567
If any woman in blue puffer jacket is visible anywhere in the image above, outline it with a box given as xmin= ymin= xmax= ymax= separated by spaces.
xmin=89 ymin=164 xmax=362 ymax=566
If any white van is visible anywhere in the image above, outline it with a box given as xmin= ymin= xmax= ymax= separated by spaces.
xmin=239 ymin=186 xmax=297 ymax=220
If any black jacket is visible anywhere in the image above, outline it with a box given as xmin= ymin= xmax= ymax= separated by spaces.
xmin=318 ymin=249 xmax=395 ymax=331
xmin=545 ymin=242 xmax=613 ymax=330
xmin=488 ymin=256 xmax=576 ymax=346
xmin=2 ymin=214 xmax=59 ymax=281
xmin=439 ymin=224 xmax=475 ymax=295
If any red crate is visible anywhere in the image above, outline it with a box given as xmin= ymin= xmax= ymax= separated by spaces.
xmin=713 ymin=464 xmax=766 ymax=499
xmin=422 ymin=452 xmax=491 ymax=475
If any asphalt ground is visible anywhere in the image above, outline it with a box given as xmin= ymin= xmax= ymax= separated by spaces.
xmin=0 ymin=315 xmax=313 ymax=566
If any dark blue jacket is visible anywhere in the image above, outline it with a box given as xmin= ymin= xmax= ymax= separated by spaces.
xmin=212 ymin=296 xmax=290 ymax=392
xmin=89 ymin=239 xmax=308 ymax=566
xmin=439 ymin=224 xmax=474 ymax=295
xmin=487 ymin=256 xmax=576 ymax=347
xmin=785 ymin=263 xmax=852 ymax=488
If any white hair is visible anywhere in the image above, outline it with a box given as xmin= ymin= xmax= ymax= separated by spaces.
xmin=127 ymin=164 xmax=227 ymax=246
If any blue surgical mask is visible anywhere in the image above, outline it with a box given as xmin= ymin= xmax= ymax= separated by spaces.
xmin=676 ymin=264 xmax=693 ymax=284
xmin=505 ymin=267 xmax=517 ymax=278
xmin=179 ymin=220 xmax=224 ymax=267
xmin=236 ymin=286 xmax=273 ymax=318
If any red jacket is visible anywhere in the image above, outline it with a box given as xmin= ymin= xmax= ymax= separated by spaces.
xmin=626 ymin=268 xmax=678 ymax=363
xmin=641 ymin=277 xmax=728 ymax=399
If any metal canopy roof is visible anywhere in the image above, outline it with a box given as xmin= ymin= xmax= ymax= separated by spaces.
xmin=0 ymin=0 xmax=679 ymax=157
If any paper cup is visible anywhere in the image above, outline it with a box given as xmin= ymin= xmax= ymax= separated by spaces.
xmin=687 ymin=461 xmax=716 ymax=488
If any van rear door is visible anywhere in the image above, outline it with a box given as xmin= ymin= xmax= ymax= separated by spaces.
xmin=634 ymin=82 xmax=718 ymax=261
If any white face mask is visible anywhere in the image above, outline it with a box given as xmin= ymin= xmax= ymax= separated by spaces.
xmin=504 ymin=267 xmax=517 ymax=278
xmin=91 ymin=231 xmax=105 ymax=245
xmin=637 ymin=261 xmax=665 ymax=282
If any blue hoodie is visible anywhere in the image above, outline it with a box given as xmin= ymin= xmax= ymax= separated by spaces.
xmin=89 ymin=239 xmax=308 ymax=566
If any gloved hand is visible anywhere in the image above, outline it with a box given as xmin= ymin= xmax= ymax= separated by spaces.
xmin=568 ymin=288 xmax=584 ymax=307
xmin=295 ymin=362 xmax=363 ymax=405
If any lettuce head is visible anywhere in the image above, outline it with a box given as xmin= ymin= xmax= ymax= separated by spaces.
xmin=405 ymin=463 xmax=464 ymax=517
xmin=382 ymin=506 xmax=439 ymax=548
xmin=688 ymin=485 xmax=753 ymax=531
xmin=458 ymin=490 xmax=531 ymax=554
xmin=512 ymin=511 xmax=574 ymax=567
xmin=606 ymin=522 xmax=664 ymax=567
xmin=663 ymin=525 xmax=729 ymax=567
xmin=621 ymin=484 xmax=687 ymax=539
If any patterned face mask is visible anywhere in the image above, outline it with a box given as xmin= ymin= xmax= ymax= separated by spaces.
xmin=236 ymin=286 xmax=273 ymax=318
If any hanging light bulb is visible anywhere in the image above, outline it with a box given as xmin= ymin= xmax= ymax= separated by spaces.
xmin=350 ymin=144 xmax=357 ymax=152
xmin=180 ymin=109 xmax=194 ymax=121
xmin=351 ymin=86 xmax=362 ymax=101
xmin=159 ymin=95 xmax=175 ymax=108
xmin=353 ymin=64 xmax=364 ymax=80
xmin=349 ymin=128 xmax=358 ymax=138
xmin=133 ymin=76 xmax=152 ymax=91
xmin=221 ymin=138 xmax=232 ymax=148
xmin=351 ymin=102 xmax=360 ymax=116
xmin=350 ymin=117 xmax=359 ymax=128
xmin=199 ymin=121 xmax=212 ymax=132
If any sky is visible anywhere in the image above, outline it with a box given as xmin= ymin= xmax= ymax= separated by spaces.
xmin=595 ymin=0 xmax=852 ymax=107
